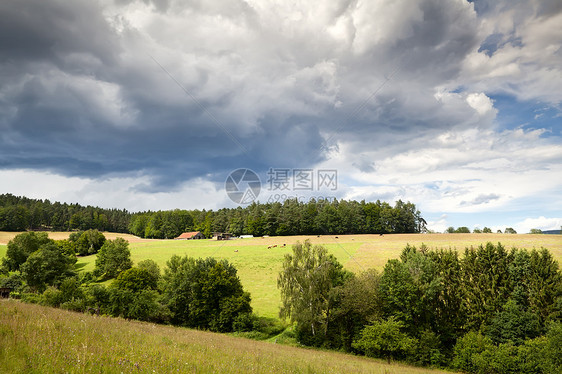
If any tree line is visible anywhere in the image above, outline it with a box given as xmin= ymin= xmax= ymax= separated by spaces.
xmin=129 ymin=199 xmax=425 ymax=238
xmin=278 ymin=240 xmax=562 ymax=372
xmin=0 ymin=194 xmax=426 ymax=237
xmin=445 ymin=226 xmax=518 ymax=234
xmin=0 ymin=194 xmax=129 ymax=232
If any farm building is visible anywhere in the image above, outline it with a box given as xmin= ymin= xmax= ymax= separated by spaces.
xmin=213 ymin=232 xmax=232 ymax=240
xmin=175 ymin=231 xmax=204 ymax=240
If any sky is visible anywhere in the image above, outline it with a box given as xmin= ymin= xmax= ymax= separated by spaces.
xmin=0 ymin=0 xmax=561 ymax=234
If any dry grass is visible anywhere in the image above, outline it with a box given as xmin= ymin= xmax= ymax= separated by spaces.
xmin=347 ymin=233 xmax=562 ymax=271
xmin=0 ymin=300 xmax=451 ymax=374
xmin=0 ymin=231 xmax=152 ymax=245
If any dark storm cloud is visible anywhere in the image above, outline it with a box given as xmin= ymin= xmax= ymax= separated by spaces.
xmin=0 ymin=0 xmax=119 ymax=65
xmin=0 ymin=0 xmax=521 ymax=192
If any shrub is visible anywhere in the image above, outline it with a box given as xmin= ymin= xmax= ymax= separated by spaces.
xmin=353 ymin=317 xmax=418 ymax=363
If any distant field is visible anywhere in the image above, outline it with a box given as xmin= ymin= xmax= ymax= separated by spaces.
xmin=0 ymin=300 xmax=452 ymax=374
xmin=1 ymin=232 xmax=561 ymax=318
xmin=0 ymin=231 xmax=148 ymax=245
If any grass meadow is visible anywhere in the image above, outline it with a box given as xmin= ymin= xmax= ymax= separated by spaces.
xmin=1 ymin=232 xmax=562 ymax=317
xmin=1 ymin=232 xmax=561 ymax=373
xmin=0 ymin=299 xmax=452 ymax=374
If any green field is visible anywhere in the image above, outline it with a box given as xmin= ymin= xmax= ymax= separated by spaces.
xmin=1 ymin=232 xmax=561 ymax=373
xmin=2 ymin=232 xmax=561 ymax=318
xmin=0 ymin=300 xmax=451 ymax=373
xmin=72 ymin=233 xmax=562 ymax=318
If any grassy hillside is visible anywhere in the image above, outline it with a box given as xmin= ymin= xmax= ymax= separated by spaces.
xmin=0 ymin=300 xmax=451 ymax=374
xmin=73 ymin=233 xmax=562 ymax=317
xmin=1 ymin=232 xmax=561 ymax=317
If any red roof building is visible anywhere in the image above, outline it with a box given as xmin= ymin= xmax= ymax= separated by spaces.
xmin=175 ymin=231 xmax=204 ymax=240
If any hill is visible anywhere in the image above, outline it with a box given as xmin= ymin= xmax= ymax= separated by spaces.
xmin=2 ymin=232 xmax=562 ymax=318
xmin=0 ymin=300 xmax=451 ymax=373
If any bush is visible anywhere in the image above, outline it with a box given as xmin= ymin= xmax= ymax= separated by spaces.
xmin=94 ymin=238 xmax=132 ymax=279
xmin=232 ymin=313 xmax=257 ymax=332
xmin=0 ymin=272 xmax=24 ymax=292
xmin=161 ymin=256 xmax=252 ymax=332
xmin=112 ymin=267 xmax=157 ymax=292
xmin=452 ymin=331 xmax=494 ymax=372
xmin=544 ymin=322 xmax=562 ymax=373
xmin=415 ymin=329 xmax=445 ymax=367
xmin=20 ymin=292 xmax=44 ymax=304
xmin=353 ymin=317 xmax=418 ymax=363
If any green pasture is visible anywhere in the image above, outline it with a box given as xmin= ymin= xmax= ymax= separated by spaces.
xmin=3 ymin=232 xmax=562 ymax=318
xmin=77 ymin=237 xmax=362 ymax=318
xmin=74 ymin=233 xmax=562 ymax=318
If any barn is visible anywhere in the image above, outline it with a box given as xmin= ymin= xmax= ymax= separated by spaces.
xmin=213 ymin=232 xmax=232 ymax=240
xmin=174 ymin=231 xmax=205 ymax=240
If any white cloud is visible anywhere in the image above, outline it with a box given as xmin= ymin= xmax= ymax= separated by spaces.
xmin=0 ymin=169 xmax=226 ymax=212
xmin=466 ymin=92 xmax=495 ymax=116
xmin=514 ymin=216 xmax=562 ymax=234
xmin=324 ymin=126 xmax=562 ymax=216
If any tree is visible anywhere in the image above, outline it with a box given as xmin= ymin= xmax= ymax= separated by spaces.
xmin=505 ymin=227 xmax=517 ymax=234
xmin=452 ymin=331 xmax=494 ymax=372
xmin=137 ymin=259 xmax=160 ymax=283
xmin=20 ymin=242 xmax=77 ymax=292
xmin=277 ymin=240 xmax=351 ymax=345
xmin=75 ymin=229 xmax=106 ymax=256
xmin=94 ymin=238 xmax=132 ymax=279
xmin=462 ymin=243 xmax=513 ymax=330
xmin=544 ymin=322 xmax=562 ymax=373
xmin=483 ymin=227 xmax=492 ymax=233
xmin=529 ymin=229 xmax=542 ymax=234
xmin=473 ymin=228 xmax=482 ymax=233
xmin=527 ymin=248 xmax=562 ymax=323
xmin=353 ymin=317 xmax=417 ymax=363
xmin=112 ymin=267 xmax=157 ymax=293
xmin=161 ymin=255 xmax=252 ymax=332
xmin=486 ymin=299 xmax=542 ymax=345
xmin=327 ymin=269 xmax=381 ymax=351
xmin=2 ymin=232 xmax=53 ymax=271
xmin=455 ymin=227 xmax=471 ymax=233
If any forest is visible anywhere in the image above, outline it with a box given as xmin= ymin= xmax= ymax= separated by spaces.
xmin=0 ymin=193 xmax=426 ymax=237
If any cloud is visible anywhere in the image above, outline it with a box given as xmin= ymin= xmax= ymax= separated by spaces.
xmin=461 ymin=193 xmax=501 ymax=206
xmin=0 ymin=0 xmax=560 ymax=229
xmin=514 ymin=216 xmax=562 ymax=234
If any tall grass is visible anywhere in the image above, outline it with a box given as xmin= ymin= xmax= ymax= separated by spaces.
xmin=0 ymin=300 xmax=450 ymax=373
